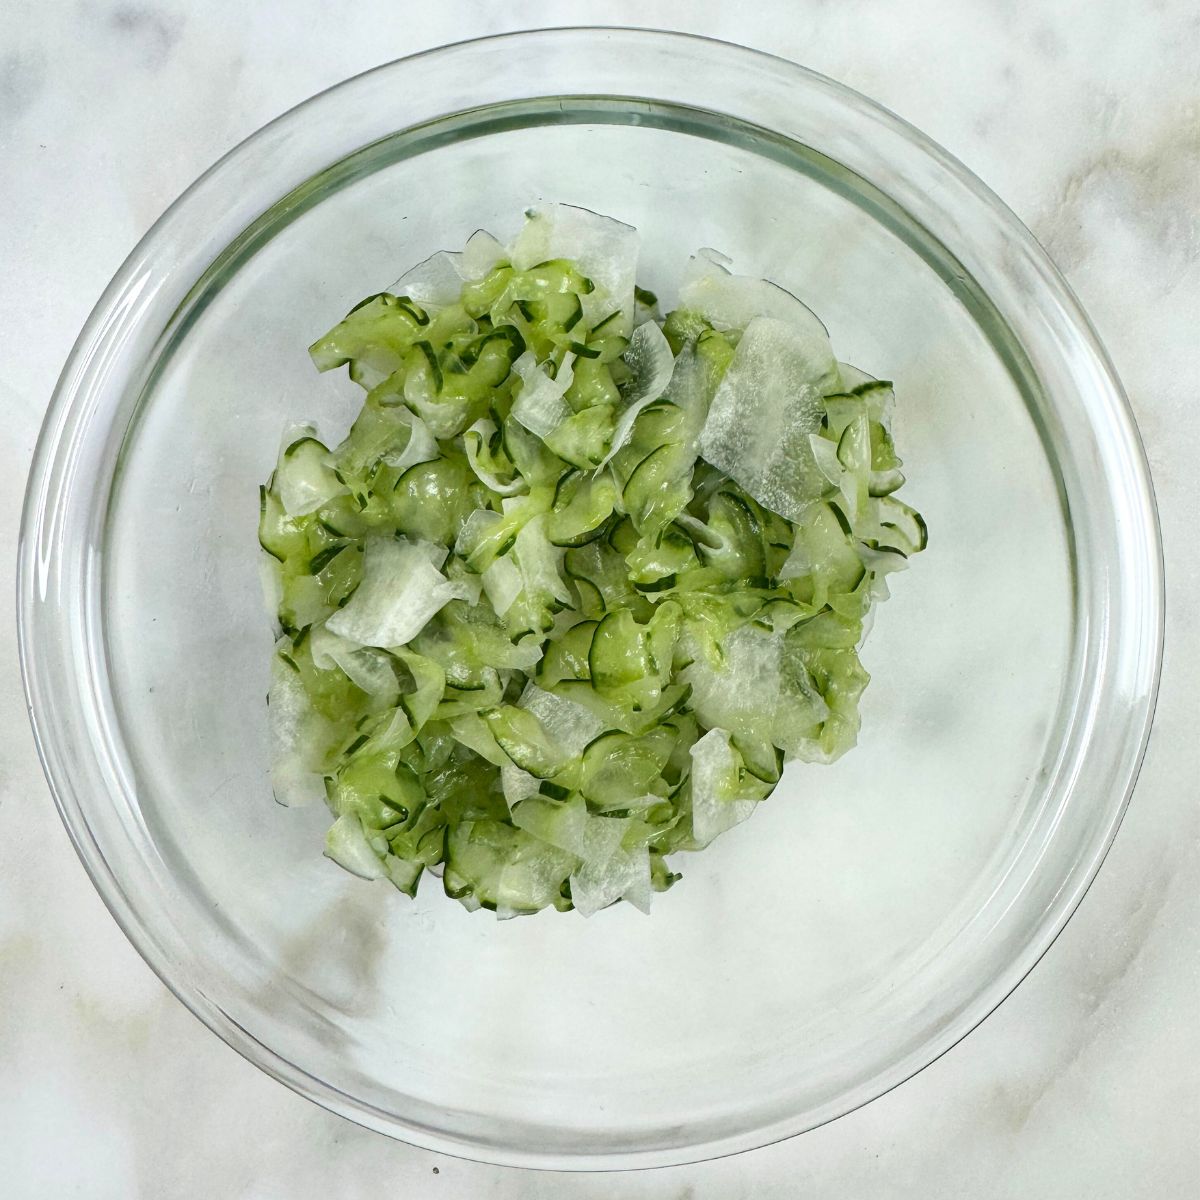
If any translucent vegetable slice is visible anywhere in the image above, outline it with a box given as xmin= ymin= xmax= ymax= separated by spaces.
xmin=390 ymin=249 xmax=465 ymax=309
xmin=688 ymin=728 xmax=762 ymax=848
xmin=275 ymin=428 xmax=344 ymax=517
xmin=268 ymin=643 xmax=332 ymax=808
xmin=698 ymin=316 xmax=833 ymax=521
xmin=508 ymin=203 xmax=639 ymax=334
xmin=597 ymin=320 xmax=676 ymax=468
xmin=571 ymin=845 xmax=652 ymax=917
xmin=679 ymin=254 xmax=839 ymax=393
xmin=326 ymin=536 xmax=468 ymax=648
xmin=511 ymin=350 xmax=575 ymax=438
xmin=680 ymin=622 xmax=831 ymax=758
xmin=518 ymin=683 xmax=606 ymax=757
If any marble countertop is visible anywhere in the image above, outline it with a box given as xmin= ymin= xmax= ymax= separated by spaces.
xmin=1 ymin=1 xmax=1196 ymax=1195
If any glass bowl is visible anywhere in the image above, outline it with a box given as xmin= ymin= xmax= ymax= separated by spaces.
xmin=18 ymin=28 xmax=1163 ymax=1170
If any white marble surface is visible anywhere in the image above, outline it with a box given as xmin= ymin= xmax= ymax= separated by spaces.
xmin=1 ymin=1 xmax=1197 ymax=1195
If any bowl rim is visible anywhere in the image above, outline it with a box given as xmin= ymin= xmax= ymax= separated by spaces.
xmin=17 ymin=25 xmax=1165 ymax=1171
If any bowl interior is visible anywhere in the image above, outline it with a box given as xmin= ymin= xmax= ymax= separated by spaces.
xmin=99 ymin=99 xmax=1074 ymax=1161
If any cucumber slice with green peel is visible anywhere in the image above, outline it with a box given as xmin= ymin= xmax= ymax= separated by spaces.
xmin=382 ymin=853 xmax=425 ymax=897
xmin=548 ymin=470 xmax=618 ymax=547
xmin=563 ymin=538 xmax=645 ymax=616
xmin=412 ymin=601 xmax=541 ymax=684
xmin=537 ymin=619 xmax=598 ymax=685
xmin=543 ymin=404 xmax=616 ymax=469
xmin=567 ymin=575 xmax=605 ymax=621
xmin=265 ymin=210 xmax=925 ymax=916
xmin=324 ymin=814 xmax=389 ymax=880
xmin=334 ymin=398 xmax=438 ymax=479
xmin=511 ymin=350 xmax=574 ymax=438
xmin=454 ymin=487 xmax=554 ymax=572
xmin=860 ymin=495 xmax=929 ymax=557
xmin=463 ymin=418 xmax=524 ymax=496
xmin=579 ymin=726 xmax=675 ymax=810
xmin=607 ymin=515 xmax=641 ymax=558
xmin=309 ymin=293 xmax=428 ymax=388
xmin=779 ymin=500 xmax=869 ymax=605
xmin=625 ymin=525 xmax=700 ymax=589
xmin=646 ymin=600 xmax=682 ymax=674
xmin=869 ymin=467 xmax=907 ymax=499
xmin=564 ymin=355 xmax=622 ymax=411
xmin=502 ymin=413 xmax=567 ymax=489
xmin=588 ymin=608 xmax=664 ymax=709
xmin=511 ymin=794 xmax=628 ymax=865
xmin=275 ymin=429 xmax=345 ymax=517
xmin=517 ymin=682 xmax=606 ymax=757
xmin=579 ymin=332 xmax=631 ymax=367
xmin=621 ymin=442 xmax=696 ymax=533
xmin=696 ymin=490 xmax=767 ymax=581
xmin=278 ymin=542 xmax=364 ymax=631
xmin=258 ymin=484 xmax=306 ymax=563
xmin=500 ymin=513 xmax=572 ymax=640
xmin=837 ymin=414 xmax=871 ymax=475
xmin=731 ymin=733 xmax=785 ymax=785
xmin=483 ymin=704 xmax=569 ymax=779
xmin=434 ymin=670 xmax=505 ymax=721
xmin=547 ymin=678 xmax=691 ymax=738
xmin=391 ymin=648 xmax=446 ymax=731
xmin=508 ymin=203 xmax=639 ymax=335
xmin=269 ymin=643 xmax=343 ymax=808
xmin=444 ymin=819 xmax=576 ymax=915
xmin=788 ymin=647 xmax=871 ymax=764
xmin=822 ymin=393 xmax=868 ymax=439
xmin=687 ymin=728 xmax=773 ymax=849
xmin=392 ymin=456 xmax=482 ymax=546
xmin=327 ymin=750 xmax=425 ymax=832
xmin=610 ymin=403 xmax=689 ymax=485
xmin=810 ymin=412 xmax=872 ymax=521
xmin=596 ymin=319 xmax=676 ymax=468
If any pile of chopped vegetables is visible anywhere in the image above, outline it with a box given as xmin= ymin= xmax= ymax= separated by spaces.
xmin=260 ymin=205 xmax=926 ymax=917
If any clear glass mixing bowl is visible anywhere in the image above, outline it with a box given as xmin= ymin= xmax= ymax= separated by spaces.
xmin=18 ymin=29 xmax=1163 ymax=1170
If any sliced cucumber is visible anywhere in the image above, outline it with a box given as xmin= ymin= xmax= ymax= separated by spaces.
xmin=275 ymin=430 xmax=344 ymax=517
xmin=548 ymin=470 xmax=617 ymax=547
xmin=537 ymin=619 xmax=598 ymax=685
xmin=483 ymin=704 xmax=568 ymax=779
xmin=543 ymin=404 xmax=616 ymax=469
